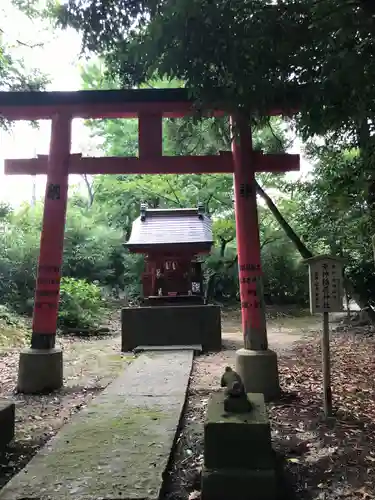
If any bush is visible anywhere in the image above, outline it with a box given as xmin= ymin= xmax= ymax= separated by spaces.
xmin=0 ymin=226 xmax=39 ymax=312
xmin=262 ymin=242 xmax=309 ymax=305
xmin=0 ymin=305 xmax=24 ymax=327
xmin=0 ymin=203 xmax=128 ymax=314
xmin=0 ymin=305 xmax=30 ymax=348
xmin=62 ymin=209 xmax=126 ymax=287
xmin=58 ymin=277 xmax=103 ymax=330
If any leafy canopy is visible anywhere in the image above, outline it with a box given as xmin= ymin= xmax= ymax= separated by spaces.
xmin=52 ymin=0 xmax=375 ymax=140
xmin=0 ymin=2 xmax=49 ymax=93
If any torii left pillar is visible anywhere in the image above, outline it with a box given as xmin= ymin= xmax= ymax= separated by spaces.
xmin=18 ymin=113 xmax=71 ymax=393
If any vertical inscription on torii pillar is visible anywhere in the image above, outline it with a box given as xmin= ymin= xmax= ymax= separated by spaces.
xmin=46 ymin=183 xmax=61 ymax=201
xmin=239 ymin=264 xmax=262 ymax=317
xmin=35 ymin=265 xmax=61 ymax=310
xmin=34 ymin=185 xmax=62 ymax=311
xmin=238 ymin=184 xmax=264 ymax=328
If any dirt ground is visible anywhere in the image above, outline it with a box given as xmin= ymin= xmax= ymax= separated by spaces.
xmin=190 ymin=307 xmax=323 ymax=392
xmin=163 ymin=311 xmax=375 ymax=500
xmin=1 ymin=306 xmax=373 ymax=500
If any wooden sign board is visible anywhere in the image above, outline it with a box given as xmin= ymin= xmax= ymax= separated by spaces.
xmin=304 ymin=255 xmax=344 ymax=314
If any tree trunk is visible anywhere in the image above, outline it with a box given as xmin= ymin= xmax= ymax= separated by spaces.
xmin=219 ymin=238 xmax=234 ymax=257
xmin=357 ymin=118 xmax=375 ymax=221
xmin=220 ymin=239 xmax=226 ymax=258
xmin=205 ymin=272 xmax=217 ymax=301
xmin=255 ymin=180 xmax=313 ymax=259
xmin=344 ymin=279 xmax=375 ymax=323
xmin=81 ymin=174 xmax=95 ymax=208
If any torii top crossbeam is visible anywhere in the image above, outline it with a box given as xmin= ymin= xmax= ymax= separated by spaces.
xmin=0 ymin=89 xmax=299 ymax=176
xmin=0 ymin=88 xmax=296 ymax=120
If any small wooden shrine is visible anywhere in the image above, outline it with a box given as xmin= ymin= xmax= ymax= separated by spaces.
xmin=126 ymin=203 xmax=213 ymax=306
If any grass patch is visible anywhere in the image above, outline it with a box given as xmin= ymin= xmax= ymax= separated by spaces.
xmin=0 ymin=322 xmax=30 ymax=349
xmin=0 ymin=306 xmax=30 ymax=349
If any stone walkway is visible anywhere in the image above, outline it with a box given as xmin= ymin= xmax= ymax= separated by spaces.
xmin=0 ymin=350 xmax=194 ymax=500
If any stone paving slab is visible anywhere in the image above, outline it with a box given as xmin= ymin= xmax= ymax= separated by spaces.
xmin=0 ymin=351 xmax=194 ymax=500
xmin=133 ymin=344 xmax=202 ymax=354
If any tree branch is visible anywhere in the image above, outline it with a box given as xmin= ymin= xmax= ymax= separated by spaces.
xmin=255 ymin=180 xmax=314 ymax=259
xmin=0 ymin=27 xmax=43 ymax=48
xmin=165 ymin=178 xmax=183 ymax=207
xmin=134 ymin=184 xmax=182 ymax=207
xmin=81 ymin=174 xmax=95 ymax=208
xmin=260 ymin=235 xmax=283 ymax=250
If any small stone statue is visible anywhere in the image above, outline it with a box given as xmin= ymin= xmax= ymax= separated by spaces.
xmin=220 ymin=366 xmax=252 ymax=413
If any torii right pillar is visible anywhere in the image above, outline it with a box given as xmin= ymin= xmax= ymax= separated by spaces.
xmin=231 ymin=114 xmax=285 ymax=401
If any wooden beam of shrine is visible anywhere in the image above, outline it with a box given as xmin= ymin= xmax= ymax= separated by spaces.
xmin=4 ymin=152 xmax=300 ymax=176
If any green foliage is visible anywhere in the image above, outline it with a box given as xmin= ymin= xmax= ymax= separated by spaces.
xmin=50 ymin=0 xmax=375 ymax=253
xmin=0 ymin=1 xmax=49 ymax=133
xmin=63 ymin=208 xmax=126 ymax=287
xmin=0 ymin=304 xmax=25 ymax=327
xmin=0 ymin=216 xmax=40 ymax=312
xmin=0 ymin=1 xmax=50 ymax=94
xmin=0 ymin=44 xmax=48 ymax=93
xmin=54 ymin=0 xmax=375 ymax=138
xmin=213 ymin=217 xmax=236 ymax=257
xmin=0 ymin=201 xmax=127 ymax=312
xmin=0 ymin=203 xmax=12 ymax=220
xmin=283 ymin=141 xmax=375 ymax=307
xmin=0 ymin=305 xmax=30 ymax=348
xmin=58 ymin=277 xmax=103 ymax=330
xmin=262 ymin=241 xmax=308 ymax=306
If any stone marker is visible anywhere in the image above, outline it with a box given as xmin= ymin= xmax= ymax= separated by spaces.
xmin=202 ymin=368 xmax=276 ymax=500
xmin=0 ymin=399 xmax=15 ymax=449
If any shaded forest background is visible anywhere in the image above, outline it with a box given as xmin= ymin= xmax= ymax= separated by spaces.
xmin=1 ymin=0 xmax=375 ymax=331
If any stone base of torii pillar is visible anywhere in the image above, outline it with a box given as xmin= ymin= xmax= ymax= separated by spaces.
xmin=17 ymin=348 xmax=63 ymax=394
xmin=235 ymin=348 xmax=280 ymax=402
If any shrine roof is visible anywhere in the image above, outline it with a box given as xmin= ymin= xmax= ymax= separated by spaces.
xmin=126 ymin=207 xmax=213 ymax=250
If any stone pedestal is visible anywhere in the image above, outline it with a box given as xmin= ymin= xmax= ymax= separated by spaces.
xmin=0 ymin=399 xmax=15 ymax=449
xmin=17 ymin=347 xmax=63 ymax=394
xmin=235 ymin=348 xmax=280 ymax=402
xmin=121 ymin=304 xmax=221 ymax=352
xmin=201 ymin=392 xmax=276 ymax=500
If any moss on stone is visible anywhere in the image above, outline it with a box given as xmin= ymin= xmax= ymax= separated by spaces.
xmin=12 ymin=404 xmax=169 ymax=497
xmin=0 ymin=351 xmax=192 ymax=500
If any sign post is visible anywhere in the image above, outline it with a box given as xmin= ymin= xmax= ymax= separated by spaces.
xmin=304 ymin=255 xmax=345 ymax=418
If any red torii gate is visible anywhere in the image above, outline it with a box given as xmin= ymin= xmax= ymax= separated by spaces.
xmin=0 ymin=89 xmax=300 ymax=397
